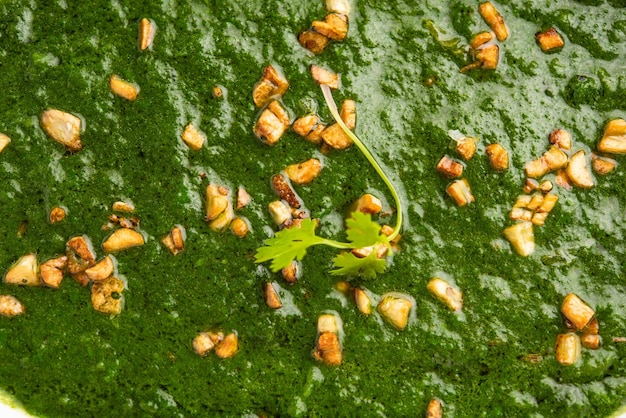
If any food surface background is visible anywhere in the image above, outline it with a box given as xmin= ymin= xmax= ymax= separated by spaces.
xmin=0 ymin=0 xmax=625 ymax=416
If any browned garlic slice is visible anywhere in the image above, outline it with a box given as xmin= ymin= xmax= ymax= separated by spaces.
xmin=40 ymin=109 xmax=83 ymax=152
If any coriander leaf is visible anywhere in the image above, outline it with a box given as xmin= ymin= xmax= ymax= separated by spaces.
xmin=254 ymin=218 xmax=326 ymax=272
xmin=331 ymin=250 xmax=387 ymax=279
xmin=345 ymin=211 xmax=388 ymax=248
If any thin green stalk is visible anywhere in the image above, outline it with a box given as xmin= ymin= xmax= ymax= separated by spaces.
xmin=320 ymin=85 xmax=403 ymax=240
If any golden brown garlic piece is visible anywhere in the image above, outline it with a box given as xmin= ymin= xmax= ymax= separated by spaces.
xmin=561 ymin=293 xmax=595 ymax=331
xmin=298 ymin=30 xmax=330 ymax=54
xmin=264 ymin=282 xmax=283 ymax=309
xmin=40 ymin=256 xmax=67 ymax=288
xmin=591 ymin=154 xmax=617 ymax=175
xmin=252 ymin=65 xmax=289 ymax=108
xmin=436 ymin=155 xmax=464 ymax=178
xmin=555 ymin=333 xmax=581 ymax=365
xmin=102 ymin=228 xmax=145 ymax=253
xmin=426 ymin=399 xmax=443 ymax=418
xmin=478 ymin=1 xmax=509 ymax=41
xmin=181 ymin=123 xmax=206 ymax=151
xmin=5 ymin=254 xmax=40 ymax=286
xmin=503 ymin=221 xmax=535 ymax=256
xmin=85 ymin=256 xmax=115 ymax=282
xmin=0 ymin=295 xmax=25 ymax=317
xmin=536 ymin=28 xmax=564 ymax=52
xmin=215 ymin=333 xmax=239 ymax=359
xmin=284 ymin=158 xmax=322 ymax=185
xmin=0 ymin=133 xmax=10 ymax=153
xmin=138 ymin=18 xmax=156 ymax=50
xmin=310 ymin=65 xmax=340 ymax=89
xmin=427 ymin=278 xmax=463 ymax=311
xmin=49 ymin=206 xmax=66 ymax=224
xmin=566 ymin=150 xmax=594 ymax=189
xmin=446 ymin=179 xmax=474 ymax=206
xmin=597 ymin=119 xmax=626 ymax=154
xmin=40 ymin=109 xmax=83 ymax=152
xmin=162 ymin=225 xmax=186 ymax=255
xmin=109 ymin=75 xmax=139 ymax=101
xmin=486 ymin=143 xmax=509 ymax=171
xmin=313 ymin=314 xmax=342 ymax=365
xmin=377 ymin=294 xmax=413 ymax=330
xmin=254 ymin=100 xmax=290 ymax=146
xmin=91 ymin=276 xmax=124 ymax=315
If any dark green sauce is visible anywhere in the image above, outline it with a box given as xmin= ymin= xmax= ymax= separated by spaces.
xmin=1 ymin=0 xmax=625 ymax=416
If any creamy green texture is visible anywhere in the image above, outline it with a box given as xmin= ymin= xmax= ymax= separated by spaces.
xmin=0 ymin=0 xmax=626 ymax=416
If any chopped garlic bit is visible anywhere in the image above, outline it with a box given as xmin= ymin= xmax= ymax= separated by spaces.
xmin=268 ymin=200 xmax=292 ymax=227
xmin=555 ymin=333 xmax=581 ymax=365
xmin=298 ymin=30 xmax=330 ymax=54
xmin=314 ymin=314 xmax=342 ymax=365
xmin=91 ymin=276 xmax=124 ymax=315
xmin=455 ymin=136 xmax=477 ymax=161
xmin=566 ymin=150 xmax=594 ymax=189
xmin=0 ymin=295 xmax=25 ymax=317
xmin=206 ymin=184 xmax=229 ymax=221
xmin=193 ymin=332 xmax=215 ymax=356
xmin=536 ymin=27 xmax=564 ymax=52
xmin=321 ymin=123 xmax=352 ymax=150
xmin=272 ymin=174 xmax=301 ymax=209
xmin=85 ymin=256 xmax=115 ymax=282
xmin=475 ymin=44 xmax=500 ymax=70
xmin=597 ymin=118 xmax=626 ymax=155
xmin=522 ymin=178 xmax=539 ymax=194
xmin=112 ymin=201 xmax=135 ymax=213
xmin=351 ymin=193 xmax=382 ymax=215
xmin=181 ymin=122 xmax=206 ymax=151
xmin=377 ymin=293 xmax=413 ymax=330
xmin=436 ymin=155 xmax=464 ymax=178
xmin=215 ymin=333 xmax=239 ymax=359
xmin=426 ymin=399 xmax=443 ymax=418
xmin=549 ymin=128 xmax=571 ymax=150
xmin=326 ymin=0 xmax=350 ymax=15
xmin=265 ymin=282 xmax=283 ymax=309
xmin=353 ymin=288 xmax=372 ymax=315
xmin=525 ymin=146 xmax=568 ymax=178
xmin=469 ymin=31 xmax=494 ymax=49
xmin=486 ymin=143 xmax=509 ymax=171
xmin=252 ymin=65 xmax=289 ymax=108
xmin=510 ymin=207 xmax=532 ymax=222
xmin=162 ymin=225 xmax=186 ymax=255
xmin=478 ymin=1 xmax=509 ymax=41
xmin=591 ymin=153 xmax=617 ymax=175
xmin=581 ymin=334 xmax=601 ymax=350
xmin=66 ymin=235 xmax=96 ymax=275
xmin=5 ymin=253 xmax=40 ymax=286
xmin=109 ymin=75 xmax=139 ymax=101
xmin=49 ymin=206 xmax=67 ymax=224
xmin=40 ymin=256 xmax=67 ymax=288
xmin=446 ymin=178 xmax=474 ymax=206
xmin=503 ymin=221 xmax=535 ymax=256
xmin=40 ymin=109 xmax=83 ymax=152
xmin=102 ymin=228 xmax=145 ymax=253
xmin=138 ymin=18 xmax=156 ymax=51
xmin=555 ymin=169 xmax=572 ymax=191
xmin=561 ymin=293 xmax=595 ymax=331
xmin=427 ymin=278 xmax=463 ymax=311
xmin=236 ymin=187 xmax=251 ymax=210
xmin=340 ymin=99 xmax=356 ymax=130
xmin=0 ymin=133 xmax=11 ymax=153
xmin=230 ymin=217 xmax=250 ymax=238
xmin=284 ymin=158 xmax=322 ymax=185
xmin=281 ymin=260 xmax=300 ymax=284
xmin=312 ymin=13 xmax=348 ymax=41
xmin=310 ymin=65 xmax=340 ymax=89
xmin=538 ymin=180 xmax=553 ymax=194
xmin=254 ymin=100 xmax=290 ymax=146
xmin=292 ymin=115 xmax=321 ymax=137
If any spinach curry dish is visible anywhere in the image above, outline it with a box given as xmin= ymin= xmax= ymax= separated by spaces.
xmin=1 ymin=0 xmax=626 ymax=416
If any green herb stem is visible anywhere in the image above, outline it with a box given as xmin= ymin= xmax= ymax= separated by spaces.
xmin=320 ymin=84 xmax=403 ymax=240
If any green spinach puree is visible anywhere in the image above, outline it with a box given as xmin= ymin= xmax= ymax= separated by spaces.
xmin=1 ymin=0 xmax=626 ymax=416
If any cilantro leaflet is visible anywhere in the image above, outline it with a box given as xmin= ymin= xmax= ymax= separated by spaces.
xmin=254 ymin=85 xmax=404 ymax=278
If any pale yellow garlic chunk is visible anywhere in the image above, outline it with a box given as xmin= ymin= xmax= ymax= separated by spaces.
xmin=503 ymin=221 xmax=535 ymax=256
xmin=109 ymin=75 xmax=139 ymax=101
xmin=102 ymin=228 xmax=145 ymax=253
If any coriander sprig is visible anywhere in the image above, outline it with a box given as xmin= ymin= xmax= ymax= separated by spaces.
xmin=254 ymin=85 xmax=404 ymax=278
